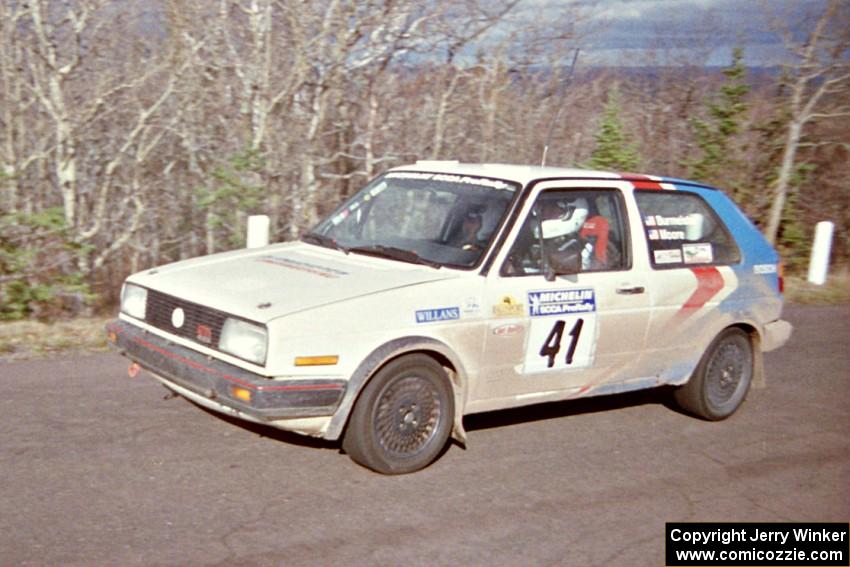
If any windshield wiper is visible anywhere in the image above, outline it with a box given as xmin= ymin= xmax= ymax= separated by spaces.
xmin=301 ymin=232 xmax=348 ymax=253
xmin=348 ymin=245 xmax=441 ymax=269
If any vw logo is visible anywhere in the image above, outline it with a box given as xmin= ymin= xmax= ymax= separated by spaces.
xmin=171 ymin=307 xmax=185 ymax=328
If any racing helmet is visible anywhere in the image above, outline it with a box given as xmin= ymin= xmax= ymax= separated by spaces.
xmin=540 ymin=196 xmax=589 ymax=239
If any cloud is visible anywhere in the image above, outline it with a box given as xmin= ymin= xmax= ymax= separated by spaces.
xmin=482 ymin=0 xmax=831 ymax=66
xmin=570 ymin=0 xmax=832 ymax=65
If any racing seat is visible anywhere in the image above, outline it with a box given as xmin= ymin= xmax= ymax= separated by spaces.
xmin=579 ymin=215 xmax=610 ymax=267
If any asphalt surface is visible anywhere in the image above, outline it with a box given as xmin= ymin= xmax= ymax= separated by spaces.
xmin=1 ymin=304 xmax=848 ymax=567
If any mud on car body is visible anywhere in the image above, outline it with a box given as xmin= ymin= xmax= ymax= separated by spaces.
xmin=107 ymin=162 xmax=792 ymax=474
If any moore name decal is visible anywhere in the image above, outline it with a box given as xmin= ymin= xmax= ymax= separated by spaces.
xmin=528 ymin=289 xmax=596 ymax=317
xmin=415 ymin=307 xmax=461 ymax=324
xmin=647 ymin=228 xmax=686 ymax=241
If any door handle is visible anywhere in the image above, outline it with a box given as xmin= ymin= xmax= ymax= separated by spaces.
xmin=616 ymin=286 xmax=645 ymax=295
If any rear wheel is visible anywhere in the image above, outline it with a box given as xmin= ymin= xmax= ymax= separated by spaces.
xmin=343 ymin=354 xmax=454 ymax=474
xmin=674 ymin=328 xmax=753 ymax=420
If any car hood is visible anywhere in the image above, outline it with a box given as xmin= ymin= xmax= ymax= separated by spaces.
xmin=127 ymin=242 xmax=460 ymax=322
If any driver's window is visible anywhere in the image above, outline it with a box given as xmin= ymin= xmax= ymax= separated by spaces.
xmin=501 ymin=189 xmax=629 ymax=276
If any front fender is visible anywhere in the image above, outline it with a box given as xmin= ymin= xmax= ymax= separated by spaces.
xmin=325 ymin=336 xmax=469 ymax=444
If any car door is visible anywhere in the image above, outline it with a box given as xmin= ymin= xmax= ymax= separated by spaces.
xmin=472 ymin=180 xmax=653 ymax=408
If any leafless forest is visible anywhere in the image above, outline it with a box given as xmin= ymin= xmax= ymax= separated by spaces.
xmin=1 ymin=0 xmax=848 ymax=318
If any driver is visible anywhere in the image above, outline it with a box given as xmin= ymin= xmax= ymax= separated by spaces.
xmin=502 ymin=194 xmax=594 ymax=276
xmin=453 ymin=208 xmax=485 ymax=251
xmin=538 ymin=196 xmax=593 ymax=272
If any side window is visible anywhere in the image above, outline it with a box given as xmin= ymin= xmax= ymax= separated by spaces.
xmin=501 ymin=189 xmax=629 ymax=276
xmin=635 ymin=190 xmax=740 ymax=268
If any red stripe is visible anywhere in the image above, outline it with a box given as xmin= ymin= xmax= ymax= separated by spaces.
xmin=632 ymin=180 xmax=664 ymax=190
xmin=619 ymin=172 xmax=664 ymax=190
xmin=679 ymin=267 xmax=724 ymax=315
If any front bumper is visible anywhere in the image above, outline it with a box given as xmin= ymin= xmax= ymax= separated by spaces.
xmin=106 ymin=319 xmax=346 ymax=421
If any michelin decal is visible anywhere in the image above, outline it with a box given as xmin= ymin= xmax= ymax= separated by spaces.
xmin=528 ymin=289 xmax=596 ymax=317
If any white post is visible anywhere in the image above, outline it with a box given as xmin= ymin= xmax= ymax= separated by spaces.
xmin=246 ymin=215 xmax=270 ymax=249
xmin=807 ymin=221 xmax=834 ymax=285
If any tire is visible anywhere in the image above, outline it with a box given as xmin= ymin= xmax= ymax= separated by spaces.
xmin=674 ymin=328 xmax=753 ymax=421
xmin=342 ymin=354 xmax=454 ymax=474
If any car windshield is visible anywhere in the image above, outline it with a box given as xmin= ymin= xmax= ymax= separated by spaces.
xmin=306 ymin=171 xmax=518 ymax=268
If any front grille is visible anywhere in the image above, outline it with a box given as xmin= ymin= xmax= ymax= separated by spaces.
xmin=145 ymin=289 xmax=230 ymax=348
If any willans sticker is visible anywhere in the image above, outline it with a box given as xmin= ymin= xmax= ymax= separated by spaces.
xmin=415 ymin=307 xmax=460 ymax=324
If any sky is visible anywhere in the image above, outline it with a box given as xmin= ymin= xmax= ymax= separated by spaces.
xmin=515 ymin=0 xmax=836 ymax=66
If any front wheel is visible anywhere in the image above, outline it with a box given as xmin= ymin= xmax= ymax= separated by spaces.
xmin=342 ymin=354 xmax=454 ymax=474
xmin=674 ymin=328 xmax=753 ymax=420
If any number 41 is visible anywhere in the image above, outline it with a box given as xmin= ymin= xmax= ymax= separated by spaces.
xmin=539 ymin=318 xmax=584 ymax=368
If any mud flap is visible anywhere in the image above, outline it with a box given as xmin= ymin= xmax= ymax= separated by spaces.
xmin=447 ymin=366 xmax=468 ymax=448
xmin=752 ymin=348 xmax=766 ymax=390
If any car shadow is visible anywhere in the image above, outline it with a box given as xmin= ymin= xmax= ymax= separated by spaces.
xmin=463 ymin=386 xmax=679 ymax=433
xmin=187 ymin=386 xmax=684 ymax=450
xmin=188 ymin=401 xmax=339 ymax=450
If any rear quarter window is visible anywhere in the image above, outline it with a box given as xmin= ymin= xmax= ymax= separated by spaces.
xmin=635 ymin=190 xmax=740 ymax=269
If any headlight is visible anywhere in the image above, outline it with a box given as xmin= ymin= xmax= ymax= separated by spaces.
xmin=219 ymin=318 xmax=268 ymax=365
xmin=121 ymin=284 xmax=147 ymax=320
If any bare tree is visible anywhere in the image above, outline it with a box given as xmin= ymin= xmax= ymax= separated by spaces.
xmin=6 ymin=0 xmax=850 ymax=319
xmin=11 ymin=0 xmax=203 ymax=276
xmin=0 ymin=2 xmax=31 ymax=214
xmin=762 ymin=0 xmax=850 ymax=244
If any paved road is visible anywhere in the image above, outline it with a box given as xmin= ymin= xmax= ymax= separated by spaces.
xmin=1 ymin=305 xmax=848 ymax=567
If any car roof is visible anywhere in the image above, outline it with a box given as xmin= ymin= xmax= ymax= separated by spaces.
xmin=390 ymin=161 xmax=715 ymax=191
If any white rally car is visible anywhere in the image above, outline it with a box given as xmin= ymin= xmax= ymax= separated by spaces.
xmin=107 ymin=162 xmax=792 ymax=474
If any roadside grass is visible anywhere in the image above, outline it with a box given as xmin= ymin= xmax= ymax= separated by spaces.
xmin=784 ymin=269 xmax=850 ymax=305
xmin=0 ymin=317 xmax=111 ymax=361
xmin=0 ymin=270 xmax=846 ymax=361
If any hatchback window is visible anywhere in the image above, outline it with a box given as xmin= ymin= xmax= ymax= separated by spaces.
xmin=502 ymin=189 xmax=629 ymax=276
xmin=635 ymin=190 xmax=740 ymax=268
